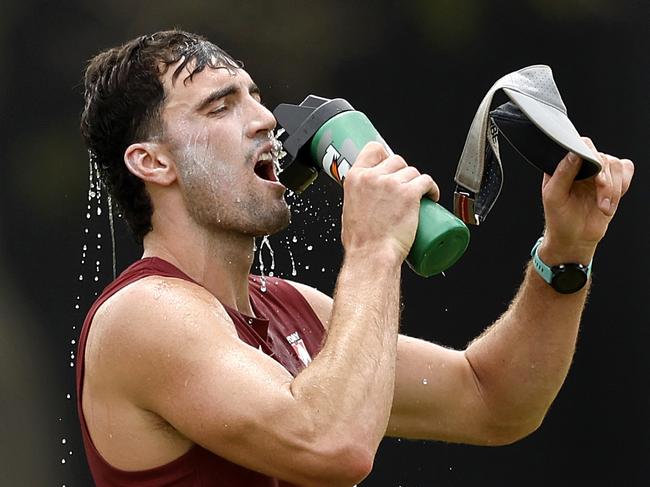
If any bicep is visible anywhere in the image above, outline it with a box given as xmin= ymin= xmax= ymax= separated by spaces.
xmin=285 ymin=281 xmax=502 ymax=444
xmin=276 ymin=281 xmax=505 ymax=444
xmin=107 ymin=279 xmax=336 ymax=485
xmin=388 ymin=334 xmax=504 ymax=445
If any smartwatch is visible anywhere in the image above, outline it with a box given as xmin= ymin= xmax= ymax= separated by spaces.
xmin=531 ymin=237 xmax=592 ymax=294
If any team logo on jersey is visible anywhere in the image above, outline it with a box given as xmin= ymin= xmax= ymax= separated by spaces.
xmin=286 ymin=331 xmax=312 ymax=367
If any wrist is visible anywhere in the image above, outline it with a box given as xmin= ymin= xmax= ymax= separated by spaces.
xmin=537 ymin=235 xmax=596 ymax=266
xmin=343 ymin=244 xmax=404 ymax=271
xmin=531 ymin=237 xmax=592 ymax=294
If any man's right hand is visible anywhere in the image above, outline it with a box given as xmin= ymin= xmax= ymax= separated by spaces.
xmin=341 ymin=141 xmax=439 ymax=263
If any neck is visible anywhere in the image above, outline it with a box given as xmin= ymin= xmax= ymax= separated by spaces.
xmin=142 ymin=218 xmax=257 ymax=316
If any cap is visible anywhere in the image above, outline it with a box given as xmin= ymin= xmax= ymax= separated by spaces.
xmin=454 ymin=65 xmax=602 ymax=226
xmin=500 ymin=76 xmax=601 ymax=176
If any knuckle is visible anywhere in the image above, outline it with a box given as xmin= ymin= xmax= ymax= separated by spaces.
xmin=390 ymin=155 xmax=408 ymax=168
xmin=365 ymin=141 xmax=387 ymax=157
xmin=405 ymin=166 xmax=420 ymax=177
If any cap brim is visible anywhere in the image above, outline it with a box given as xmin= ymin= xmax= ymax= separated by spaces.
xmin=502 ymin=87 xmax=602 ymax=173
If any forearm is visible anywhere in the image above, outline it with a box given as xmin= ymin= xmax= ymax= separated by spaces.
xmin=290 ymin=249 xmax=402 ymax=448
xmin=464 ymin=262 xmax=589 ymax=431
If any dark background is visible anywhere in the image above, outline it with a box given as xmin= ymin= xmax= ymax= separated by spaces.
xmin=0 ymin=0 xmax=647 ymax=485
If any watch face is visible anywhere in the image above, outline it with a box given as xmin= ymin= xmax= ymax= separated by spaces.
xmin=551 ymin=264 xmax=589 ymax=294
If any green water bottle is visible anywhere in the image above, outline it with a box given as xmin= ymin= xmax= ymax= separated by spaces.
xmin=273 ymin=96 xmax=470 ymax=277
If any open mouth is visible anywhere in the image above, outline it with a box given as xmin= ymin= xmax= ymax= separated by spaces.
xmin=254 ymin=152 xmax=279 ymax=182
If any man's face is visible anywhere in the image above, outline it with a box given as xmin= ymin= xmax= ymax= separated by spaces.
xmin=160 ymin=61 xmax=290 ymax=237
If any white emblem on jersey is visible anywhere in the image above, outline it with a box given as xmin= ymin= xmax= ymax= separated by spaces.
xmin=286 ymin=331 xmax=312 ymax=367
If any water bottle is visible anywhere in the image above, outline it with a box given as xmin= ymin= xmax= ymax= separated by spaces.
xmin=274 ymin=96 xmax=469 ymax=277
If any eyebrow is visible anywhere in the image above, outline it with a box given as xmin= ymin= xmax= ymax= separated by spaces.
xmin=195 ymin=83 xmax=261 ymax=112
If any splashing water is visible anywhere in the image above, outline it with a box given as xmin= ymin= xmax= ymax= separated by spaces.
xmin=64 ymin=152 xmax=122 ymax=481
xmin=107 ymin=193 xmax=117 ymax=279
xmin=257 ymin=235 xmax=276 ymax=292
xmin=269 ymin=128 xmax=287 ymax=175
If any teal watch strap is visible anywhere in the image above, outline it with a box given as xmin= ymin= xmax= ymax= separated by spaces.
xmin=530 ymin=236 xmax=593 ymax=285
xmin=531 ymin=237 xmax=553 ymax=284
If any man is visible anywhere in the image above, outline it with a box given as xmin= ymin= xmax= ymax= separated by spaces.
xmin=76 ymin=30 xmax=634 ymax=487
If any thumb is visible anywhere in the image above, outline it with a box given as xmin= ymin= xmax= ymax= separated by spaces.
xmin=543 ymin=152 xmax=582 ymax=203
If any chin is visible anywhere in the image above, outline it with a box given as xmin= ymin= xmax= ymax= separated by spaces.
xmin=255 ymin=206 xmax=292 ymax=237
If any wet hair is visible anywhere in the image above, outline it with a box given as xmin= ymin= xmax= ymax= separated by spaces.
xmin=80 ymin=29 xmax=242 ymax=242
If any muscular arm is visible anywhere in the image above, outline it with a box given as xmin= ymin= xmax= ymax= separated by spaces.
xmin=106 ymin=257 xmax=401 ymax=487
xmin=90 ymin=142 xmax=436 ymax=487
xmin=294 ymin=143 xmax=634 ymax=446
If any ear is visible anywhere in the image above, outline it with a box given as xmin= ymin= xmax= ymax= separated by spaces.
xmin=124 ymin=142 xmax=177 ymax=186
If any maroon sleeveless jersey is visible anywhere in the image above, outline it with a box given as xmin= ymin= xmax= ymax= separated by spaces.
xmin=76 ymin=257 xmax=327 ymax=486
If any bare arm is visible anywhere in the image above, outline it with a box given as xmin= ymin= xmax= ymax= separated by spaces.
xmin=93 ymin=142 xmax=438 ymax=487
xmin=293 ymin=142 xmax=635 ymax=446
xmin=392 ymin=142 xmax=634 ymax=443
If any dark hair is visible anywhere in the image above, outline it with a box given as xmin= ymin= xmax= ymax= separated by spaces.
xmin=80 ymin=29 xmax=241 ymax=242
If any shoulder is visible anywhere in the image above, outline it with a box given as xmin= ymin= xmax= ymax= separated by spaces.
xmin=93 ymin=274 xmax=234 ymax=336
xmin=86 ymin=275 xmax=237 ymax=392
xmin=281 ymin=279 xmax=333 ymax=329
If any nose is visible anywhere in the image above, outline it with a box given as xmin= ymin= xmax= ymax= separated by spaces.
xmin=246 ymin=97 xmax=276 ymax=138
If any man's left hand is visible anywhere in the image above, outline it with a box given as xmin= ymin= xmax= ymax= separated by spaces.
xmin=539 ymin=137 xmax=635 ymax=265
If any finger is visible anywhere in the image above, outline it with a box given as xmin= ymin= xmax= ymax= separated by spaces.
xmin=373 ymin=154 xmax=408 ymax=175
xmin=620 ymin=158 xmax=635 ymax=195
xmin=581 ymin=137 xmax=600 ymax=159
xmin=353 ymin=141 xmax=390 ymax=168
xmin=405 ymin=173 xmax=439 ymax=201
xmin=392 ymin=165 xmax=421 ymax=183
xmin=544 ymin=152 xmax=583 ymax=204
xmin=595 ymin=152 xmax=614 ymax=215
xmin=605 ymin=155 xmax=623 ymax=214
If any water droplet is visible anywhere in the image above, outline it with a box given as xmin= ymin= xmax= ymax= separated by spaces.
xmin=71 ymin=339 xmax=76 ymax=345
xmin=61 ymin=438 xmax=67 ymax=444
xmin=97 ymin=233 xmax=101 ymax=239
xmin=69 ymin=362 xmax=74 ymax=367
xmin=66 ymin=394 xmax=71 ymax=399
xmin=292 ymin=236 xmax=298 ymax=243
xmin=97 ymin=207 xmax=102 ymax=216
xmin=61 ymin=458 xmax=66 ymax=464
xmin=74 ymin=304 xmax=79 ymax=310
xmin=307 ymin=245 xmax=313 ymax=251
xmin=85 ymin=212 xmax=91 ymax=219
xmin=78 ymin=275 xmax=83 ymax=281
xmin=422 ymin=378 xmax=428 ymax=385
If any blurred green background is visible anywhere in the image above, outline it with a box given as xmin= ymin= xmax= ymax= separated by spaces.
xmin=0 ymin=0 xmax=647 ymax=485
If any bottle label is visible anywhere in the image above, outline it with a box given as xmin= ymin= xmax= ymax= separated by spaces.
xmin=321 ymin=144 xmax=352 ymax=183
